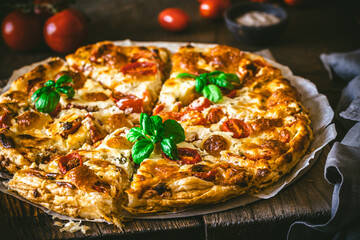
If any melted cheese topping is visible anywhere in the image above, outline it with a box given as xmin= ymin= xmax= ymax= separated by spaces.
xmin=2 ymin=43 xmax=312 ymax=223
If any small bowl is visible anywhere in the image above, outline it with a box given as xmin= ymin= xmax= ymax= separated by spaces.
xmin=224 ymin=2 xmax=288 ymax=45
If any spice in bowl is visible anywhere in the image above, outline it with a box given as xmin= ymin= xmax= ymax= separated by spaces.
xmin=235 ymin=11 xmax=281 ymax=27
xmin=224 ymin=2 xmax=288 ymax=44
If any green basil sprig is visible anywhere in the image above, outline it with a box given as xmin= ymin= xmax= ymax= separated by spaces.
xmin=127 ymin=113 xmax=185 ymax=164
xmin=176 ymin=71 xmax=240 ymax=103
xmin=31 ymin=75 xmax=75 ymax=113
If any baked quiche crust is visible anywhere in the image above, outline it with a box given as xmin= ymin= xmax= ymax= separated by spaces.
xmin=1 ymin=42 xmax=313 ymax=224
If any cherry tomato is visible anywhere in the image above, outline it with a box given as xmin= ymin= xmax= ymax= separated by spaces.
xmin=120 ymin=62 xmax=157 ymax=76
xmin=226 ymin=89 xmax=237 ymax=98
xmin=221 ymin=119 xmax=251 ymax=139
xmin=1 ymin=10 xmax=42 ymax=51
xmin=206 ymin=107 xmax=225 ymax=123
xmin=178 ymin=148 xmax=202 ymax=164
xmin=153 ymin=104 xmax=165 ymax=115
xmin=250 ymin=0 xmax=273 ymax=2
xmin=187 ymin=97 xmax=212 ymax=111
xmin=163 ymin=148 xmax=202 ymax=165
xmin=49 ymin=103 xmax=62 ymax=118
xmin=203 ymin=135 xmax=229 ymax=156
xmin=194 ymin=169 xmax=217 ymax=181
xmin=284 ymin=0 xmax=308 ymax=6
xmin=58 ymin=152 xmax=83 ymax=174
xmin=114 ymin=94 xmax=144 ymax=113
xmin=199 ymin=0 xmax=231 ymax=20
xmin=44 ymin=9 xmax=86 ymax=53
xmin=158 ymin=8 xmax=190 ymax=32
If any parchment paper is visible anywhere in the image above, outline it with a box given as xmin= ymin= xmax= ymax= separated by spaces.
xmin=0 ymin=40 xmax=336 ymax=221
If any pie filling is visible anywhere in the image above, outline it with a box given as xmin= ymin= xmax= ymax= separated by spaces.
xmin=0 ymin=41 xmax=312 ymax=226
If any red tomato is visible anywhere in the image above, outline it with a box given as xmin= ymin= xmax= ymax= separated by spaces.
xmin=206 ymin=107 xmax=225 ymax=123
xmin=120 ymin=62 xmax=157 ymax=76
xmin=226 ymin=89 xmax=237 ymax=98
xmin=115 ymin=94 xmax=144 ymax=113
xmin=44 ymin=9 xmax=86 ymax=53
xmin=163 ymin=148 xmax=202 ymax=165
xmin=1 ymin=10 xmax=42 ymax=51
xmin=284 ymin=0 xmax=308 ymax=6
xmin=199 ymin=0 xmax=231 ymax=19
xmin=194 ymin=169 xmax=217 ymax=181
xmin=158 ymin=8 xmax=190 ymax=32
xmin=250 ymin=0 xmax=273 ymax=2
xmin=187 ymin=97 xmax=212 ymax=111
xmin=221 ymin=119 xmax=251 ymax=139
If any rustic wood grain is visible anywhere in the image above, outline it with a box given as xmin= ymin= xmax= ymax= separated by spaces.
xmin=0 ymin=191 xmax=203 ymax=240
xmin=1 ymin=0 xmax=360 ymax=239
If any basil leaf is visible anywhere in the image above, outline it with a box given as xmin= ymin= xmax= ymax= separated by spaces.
xmin=208 ymin=71 xmax=224 ymax=76
xmin=176 ymin=73 xmax=197 ymax=79
xmin=140 ymin=113 xmax=154 ymax=136
xmin=46 ymin=91 xmax=60 ymax=113
xmin=36 ymin=90 xmax=60 ymax=113
xmin=150 ymin=115 xmax=163 ymax=129
xmin=127 ymin=127 xmax=146 ymax=142
xmin=195 ymin=76 xmax=207 ymax=93
xmin=35 ymin=94 xmax=47 ymax=112
xmin=225 ymin=73 xmax=240 ymax=83
xmin=161 ymin=138 xmax=178 ymax=160
xmin=56 ymin=86 xmax=75 ymax=98
xmin=215 ymin=73 xmax=227 ymax=81
xmin=131 ymin=138 xmax=154 ymax=164
xmin=55 ymin=75 xmax=73 ymax=87
xmin=202 ymin=84 xmax=223 ymax=103
xmin=150 ymin=115 xmax=164 ymax=138
xmin=31 ymin=86 xmax=50 ymax=101
xmin=209 ymin=76 xmax=233 ymax=90
xmin=163 ymin=119 xmax=185 ymax=144
xmin=44 ymin=80 xmax=55 ymax=87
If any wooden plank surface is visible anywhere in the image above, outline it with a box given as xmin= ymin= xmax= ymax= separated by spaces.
xmin=0 ymin=191 xmax=203 ymax=240
xmin=1 ymin=0 xmax=359 ymax=239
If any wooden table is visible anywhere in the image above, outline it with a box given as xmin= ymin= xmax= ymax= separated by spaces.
xmin=1 ymin=0 xmax=359 ymax=239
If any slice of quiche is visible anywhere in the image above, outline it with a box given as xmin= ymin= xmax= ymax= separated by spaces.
xmin=126 ymin=45 xmax=312 ymax=214
xmin=66 ymin=41 xmax=171 ymax=114
xmin=7 ymin=128 xmax=134 ymax=226
xmin=0 ymin=58 xmax=132 ymax=175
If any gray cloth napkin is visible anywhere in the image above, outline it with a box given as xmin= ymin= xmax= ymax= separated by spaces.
xmin=320 ymin=49 xmax=360 ymax=81
xmin=288 ymin=49 xmax=360 ymax=240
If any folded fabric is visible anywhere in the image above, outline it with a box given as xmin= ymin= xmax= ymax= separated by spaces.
xmin=340 ymin=95 xmax=360 ymax=122
xmin=336 ymin=76 xmax=360 ymax=129
xmin=288 ymin=49 xmax=360 ymax=240
xmin=320 ymin=49 xmax=360 ymax=81
xmin=288 ymin=123 xmax=360 ymax=240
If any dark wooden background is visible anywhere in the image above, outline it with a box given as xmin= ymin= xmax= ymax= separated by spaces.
xmin=0 ymin=0 xmax=359 ymax=239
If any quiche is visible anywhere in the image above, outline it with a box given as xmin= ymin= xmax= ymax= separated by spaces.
xmin=0 ymin=42 xmax=312 ymax=225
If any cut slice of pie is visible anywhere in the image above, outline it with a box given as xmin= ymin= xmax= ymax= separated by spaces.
xmin=66 ymin=41 xmax=171 ymax=115
xmin=7 ymin=128 xmax=134 ymax=226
